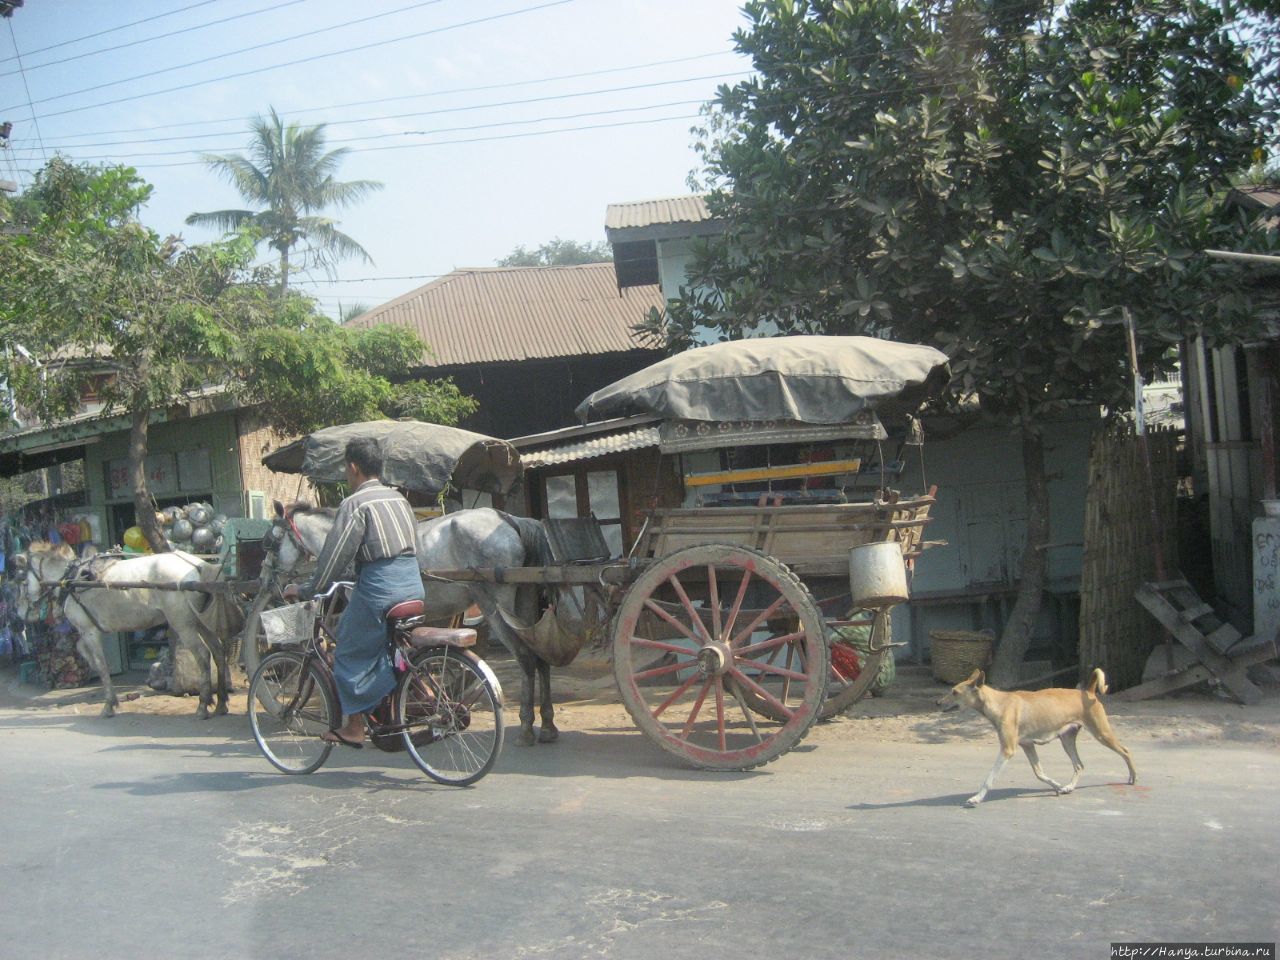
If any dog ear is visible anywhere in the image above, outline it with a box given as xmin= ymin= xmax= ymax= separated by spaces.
xmin=967 ymin=669 xmax=985 ymax=686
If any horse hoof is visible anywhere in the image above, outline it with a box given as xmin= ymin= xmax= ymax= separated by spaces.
xmin=538 ymin=726 xmax=559 ymax=744
xmin=215 ymin=704 xmax=229 ymax=717
xmin=517 ymin=728 xmax=538 ymax=747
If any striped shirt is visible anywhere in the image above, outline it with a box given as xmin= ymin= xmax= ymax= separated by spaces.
xmin=301 ymin=479 xmax=418 ymax=599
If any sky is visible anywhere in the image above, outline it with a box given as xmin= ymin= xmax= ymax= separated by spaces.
xmin=0 ymin=0 xmax=754 ymax=318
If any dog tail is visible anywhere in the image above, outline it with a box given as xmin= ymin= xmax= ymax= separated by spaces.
xmin=1086 ymin=668 xmax=1108 ymax=696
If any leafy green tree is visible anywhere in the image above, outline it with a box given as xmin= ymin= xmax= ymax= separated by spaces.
xmin=1 ymin=159 xmax=470 ymax=551
xmin=186 ymin=108 xmax=382 ymax=292
xmin=668 ymin=0 xmax=1279 ymax=683
xmin=497 ymin=237 xmax=612 ymax=267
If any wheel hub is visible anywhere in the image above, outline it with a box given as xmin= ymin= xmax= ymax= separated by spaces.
xmin=696 ymin=640 xmax=733 ymax=678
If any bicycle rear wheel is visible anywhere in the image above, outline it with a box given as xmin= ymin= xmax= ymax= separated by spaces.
xmin=248 ymin=651 xmax=336 ymax=775
xmin=397 ymin=646 xmax=503 ymax=786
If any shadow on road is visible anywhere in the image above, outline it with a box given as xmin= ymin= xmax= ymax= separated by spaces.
xmin=90 ymin=767 xmax=451 ymax=798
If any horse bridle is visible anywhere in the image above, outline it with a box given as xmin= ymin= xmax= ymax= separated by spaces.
xmin=267 ymin=509 xmax=310 ymax=565
xmin=25 ymin=552 xmax=65 ymax=614
xmin=25 ymin=551 xmax=113 ymax=635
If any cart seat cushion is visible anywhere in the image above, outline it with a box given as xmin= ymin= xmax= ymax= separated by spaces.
xmin=408 ymin=626 xmax=477 ymax=649
xmin=386 ymin=599 xmax=425 ymax=621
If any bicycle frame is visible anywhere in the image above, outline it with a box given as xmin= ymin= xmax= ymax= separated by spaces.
xmin=284 ymin=581 xmax=469 ymax=744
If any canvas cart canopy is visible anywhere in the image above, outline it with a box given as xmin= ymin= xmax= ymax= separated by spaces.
xmin=575 ymin=335 xmax=950 ymax=426
xmin=261 ymin=419 xmax=523 ymax=497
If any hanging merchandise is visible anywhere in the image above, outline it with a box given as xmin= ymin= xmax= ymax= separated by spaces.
xmin=123 ymin=526 xmax=152 ymax=553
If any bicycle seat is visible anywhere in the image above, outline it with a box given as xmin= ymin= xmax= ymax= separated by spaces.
xmin=408 ymin=626 xmax=477 ymax=649
xmin=386 ymin=599 xmax=425 ymax=621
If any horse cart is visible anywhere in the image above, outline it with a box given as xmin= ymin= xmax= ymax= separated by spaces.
xmin=253 ymin=335 xmax=950 ymax=772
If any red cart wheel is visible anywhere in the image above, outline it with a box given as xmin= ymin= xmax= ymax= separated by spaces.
xmin=612 ymin=544 xmax=828 ymax=771
xmin=737 ymin=606 xmax=889 ymax=722
xmin=819 ymin=608 xmax=889 ymax=719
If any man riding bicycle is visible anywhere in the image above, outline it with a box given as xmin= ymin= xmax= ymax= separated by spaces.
xmin=283 ymin=437 xmax=423 ymax=748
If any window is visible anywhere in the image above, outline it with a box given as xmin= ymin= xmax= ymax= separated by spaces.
xmin=541 ymin=467 xmax=625 ymax=557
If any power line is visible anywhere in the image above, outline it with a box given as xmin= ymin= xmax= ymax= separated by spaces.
xmin=4 ymin=0 xmax=578 ymax=120
xmin=2 ymin=0 xmax=446 ymax=95
xmin=5 ymin=17 xmax=44 ymax=163
xmin=16 ymin=98 xmax=708 ymax=161
xmin=15 ymin=73 xmax=744 ymax=153
xmin=293 ymin=274 xmax=448 ymax=285
xmin=35 ymin=50 xmax=740 ymax=143
xmin=0 ymin=0 xmax=311 ymax=77
xmin=0 ymin=0 xmax=220 ymax=62
xmin=128 ymin=111 xmax=703 ymax=169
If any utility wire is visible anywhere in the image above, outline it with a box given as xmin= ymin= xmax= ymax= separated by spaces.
xmin=0 ymin=0 xmax=220 ymax=62
xmin=6 ymin=18 xmax=46 ymax=163
xmin=2 ymin=0 xmax=447 ymax=95
xmin=22 ymin=98 xmax=708 ymax=161
xmin=127 ymin=112 xmax=703 ymax=169
xmin=0 ymin=0 xmax=311 ymax=77
xmin=36 ymin=50 xmax=740 ymax=143
xmin=16 ymin=73 xmax=744 ymax=153
xmin=2 ymin=0 xmax=578 ymax=119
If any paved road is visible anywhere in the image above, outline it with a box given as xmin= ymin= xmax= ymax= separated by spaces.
xmin=1 ymin=698 xmax=1277 ymax=960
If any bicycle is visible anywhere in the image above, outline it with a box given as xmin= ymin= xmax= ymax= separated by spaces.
xmin=247 ymin=581 xmax=504 ymax=786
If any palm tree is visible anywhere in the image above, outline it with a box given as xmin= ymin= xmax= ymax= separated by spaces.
xmin=185 ymin=108 xmax=382 ymax=292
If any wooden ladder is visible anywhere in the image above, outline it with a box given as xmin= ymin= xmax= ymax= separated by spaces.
xmin=1121 ymin=579 xmax=1276 ymax=704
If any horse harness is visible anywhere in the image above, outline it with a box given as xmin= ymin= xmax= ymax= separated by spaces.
xmin=36 ymin=551 xmax=206 ymax=636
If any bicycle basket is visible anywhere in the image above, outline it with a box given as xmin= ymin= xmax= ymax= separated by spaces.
xmin=259 ymin=601 xmax=317 ymax=647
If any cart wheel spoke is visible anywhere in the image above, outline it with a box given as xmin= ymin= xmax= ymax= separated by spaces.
xmin=728 ymin=667 xmax=795 ymax=721
xmin=681 ymin=679 xmax=713 ymax=738
xmin=613 ymin=544 xmax=827 ymax=771
xmin=729 ymin=594 xmax=790 ymax=648
xmin=707 ymin=564 xmax=722 ymax=640
xmin=641 ymin=597 xmax=704 ymax=645
xmin=665 ymin=570 xmax=708 ymax=642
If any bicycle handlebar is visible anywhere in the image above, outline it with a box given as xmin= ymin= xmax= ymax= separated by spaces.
xmin=314 ymin=580 xmax=354 ymax=602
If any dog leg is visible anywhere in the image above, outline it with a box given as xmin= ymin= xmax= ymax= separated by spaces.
xmin=1088 ymin=711 xmax=1137 ymax=785
xmin=1060 ymin=727 xmax=1085 ymax=793
xmin=967 ymin=747 xmax=1014 ymax=807
xmin=1021 ymin=742 xmax=1068 ymax=794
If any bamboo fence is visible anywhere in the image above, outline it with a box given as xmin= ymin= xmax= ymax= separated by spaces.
xmin=1077 ymin=426 xmax=1181 ymax=690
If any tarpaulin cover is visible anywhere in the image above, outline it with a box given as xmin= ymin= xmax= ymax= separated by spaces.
xmin=575 ymin=335 xmax=951 ymax=425
xmin=262 ymin=419 xmax=522 ymax=497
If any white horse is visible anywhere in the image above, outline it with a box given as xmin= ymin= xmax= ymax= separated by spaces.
xmin=268 ymin=502 xmax=569 ymax=747
xmin=20 ymin=542 xmax=231 ymax=719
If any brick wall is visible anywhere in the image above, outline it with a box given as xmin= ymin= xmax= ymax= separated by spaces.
xmin=235 ymin=411 xmax=305 ymax=515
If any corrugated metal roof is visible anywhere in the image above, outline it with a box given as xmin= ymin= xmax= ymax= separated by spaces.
xmin=344 ymin=263 xmax=664 ymax=368
xmin=1232 ymin=184 xmax=1280 ymax=209
xmin=605 ymin=195 xmax=712 ymax=231
xmin=520 ymin=424 xmax=660 ymax=468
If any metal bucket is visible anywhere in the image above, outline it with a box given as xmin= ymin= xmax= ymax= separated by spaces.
xmin=848 ymin=542 xmax=909 ymax=607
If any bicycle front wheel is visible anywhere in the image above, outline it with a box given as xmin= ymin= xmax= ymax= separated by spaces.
xmin=397 ymin=646 xmax=504 ymax=786
xmin=248 ymin=651 xmax=336 ymax=775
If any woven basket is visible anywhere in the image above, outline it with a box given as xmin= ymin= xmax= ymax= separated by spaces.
xmin=259 ymin=601 xmax=317 ymax=648
xmin=929 ymin=630 xmax=994 ymax=684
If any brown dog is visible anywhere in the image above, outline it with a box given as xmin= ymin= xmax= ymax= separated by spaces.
xmin=937 ymin=668 xmax=1137 ymax=807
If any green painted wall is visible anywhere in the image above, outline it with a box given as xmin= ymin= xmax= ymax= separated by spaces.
xmin=80 ymin=411 xmax=246 ymax=547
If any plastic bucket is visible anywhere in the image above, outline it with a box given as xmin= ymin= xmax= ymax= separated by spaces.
xmin=848 ymin=542 xmax=909 ymax=607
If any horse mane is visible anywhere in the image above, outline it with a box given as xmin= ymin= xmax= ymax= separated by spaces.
xmin=287 ymin=502 xmax=336 ymax=519
xmin=29 ymin=540 xmax=75 ymax=560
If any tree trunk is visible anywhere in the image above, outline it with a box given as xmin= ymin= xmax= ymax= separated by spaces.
xmin=129 ymin=406 xmax=169 ymax=554
xmin=278 ymin=245 xmax=290 ymax=295
xmin=988 ymin=429 xmax=1050 ymax=686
